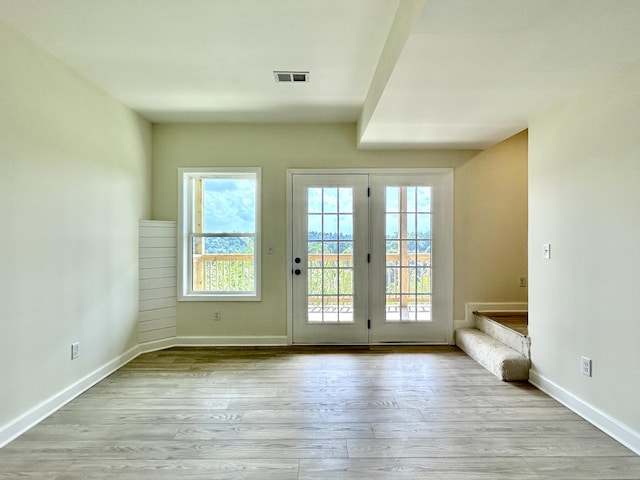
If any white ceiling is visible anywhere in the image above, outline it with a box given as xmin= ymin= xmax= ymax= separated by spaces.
xmin=2 ymin=0 xmax=640 ymax=149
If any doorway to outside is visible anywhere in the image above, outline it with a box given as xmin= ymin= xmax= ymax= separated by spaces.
xmin=288 ymin=169 xmax=453 ymax=345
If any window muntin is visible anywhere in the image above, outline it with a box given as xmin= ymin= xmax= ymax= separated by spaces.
xmin=179 ymin=168 xmax=261 ymax=300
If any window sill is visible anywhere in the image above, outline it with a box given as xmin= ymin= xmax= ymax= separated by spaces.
xmin=178 ymin=293 xmax=261 ymax=302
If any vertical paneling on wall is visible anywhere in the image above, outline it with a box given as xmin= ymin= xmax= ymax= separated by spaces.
xmin=138 ymin=220 xmax=177 ymax=343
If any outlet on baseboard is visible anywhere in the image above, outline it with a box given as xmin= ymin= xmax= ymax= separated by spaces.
xmin=581 ymin=356 xmax=592 ymax=377
xmin=71 ymin=342 xmax=79 ymax=360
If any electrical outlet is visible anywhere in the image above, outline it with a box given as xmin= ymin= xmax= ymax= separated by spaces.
xmin=71 ymin=342 xmax=79 ymax=360
xmin=519 ymin=276 xmax=527 ymax=288
xmin=581 ymin=356 xmax=592 ymax=377
xmin=213 ymin=311 xmax=222 ymax=321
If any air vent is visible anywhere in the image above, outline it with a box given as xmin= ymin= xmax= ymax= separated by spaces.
xmin=274 ymin=71 xmax=310 ymax=83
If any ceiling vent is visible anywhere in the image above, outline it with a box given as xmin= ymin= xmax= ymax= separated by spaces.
xmin=274 ymin=71 xmax=310 ymax=83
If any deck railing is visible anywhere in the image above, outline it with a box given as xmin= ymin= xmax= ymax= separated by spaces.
xmin=192 ymin=254 xmax=255 ymax=292
xmin=192 ymin=253 xmax=431 ymax=297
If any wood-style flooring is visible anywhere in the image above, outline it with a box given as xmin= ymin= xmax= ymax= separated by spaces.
xmin=1 ymin=346 xmax=639 ymax=479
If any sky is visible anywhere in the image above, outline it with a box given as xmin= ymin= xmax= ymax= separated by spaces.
xmin=202 ymin=178 xmax=256 ymax=233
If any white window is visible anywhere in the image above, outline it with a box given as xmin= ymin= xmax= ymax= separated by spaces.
xmin=178 ymin=167 xmax=261 ymax=301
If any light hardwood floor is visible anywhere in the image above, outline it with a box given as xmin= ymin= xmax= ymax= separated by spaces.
xmin=1 ymin=346 xmax=639 ymax=479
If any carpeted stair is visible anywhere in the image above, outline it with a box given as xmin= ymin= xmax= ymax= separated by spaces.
xmin=455 ymin=311 xmax=530 ymax=381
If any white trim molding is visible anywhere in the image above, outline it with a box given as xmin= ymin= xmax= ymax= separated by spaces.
xmin=529 ymin=369 xmax=640 ymax=456
xmin=175 ymin=336 xmax=288 ymax=347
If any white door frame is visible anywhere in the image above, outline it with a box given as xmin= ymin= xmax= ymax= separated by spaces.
xmin=286 ymin=168 xmax=454 ymax=345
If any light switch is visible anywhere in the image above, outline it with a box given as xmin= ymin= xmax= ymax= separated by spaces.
xmin=543 ymin=243 xmax=551 ymax=259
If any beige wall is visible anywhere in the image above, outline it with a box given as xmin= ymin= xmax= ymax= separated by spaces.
xmin=454 ymin=130 xmax=529 ymax=318
xmin=152 ymin=123 xmax=528 ymax=337
xmin=529 ymin=61 xmax=640 ymax=435
xmin=0 ymin=23 xmax=151 ymax=429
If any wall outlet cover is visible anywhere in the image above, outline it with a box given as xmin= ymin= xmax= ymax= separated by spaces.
xmin=581 ymin=356 xmax=592 ymax=377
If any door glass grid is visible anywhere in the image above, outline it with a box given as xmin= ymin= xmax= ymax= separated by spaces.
xmin=307 ymin=187 xmax=354 ymax=323
xmin=385 ymin=186 xmax=432 ymax=322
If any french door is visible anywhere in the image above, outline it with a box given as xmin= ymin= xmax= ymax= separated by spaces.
xmin=290 ymin=170 xmax=453 ymax=344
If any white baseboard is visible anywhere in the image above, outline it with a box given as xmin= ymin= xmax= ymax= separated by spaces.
xmin=0 ymin=344 xmax=143 ymax=449
xmin=529 ymin=369 xmax=640 ymax=456
xmin=175 ymin=335 xmax=288 ymax=346
xmin=138 ymin=337 xmax=179 ymax=353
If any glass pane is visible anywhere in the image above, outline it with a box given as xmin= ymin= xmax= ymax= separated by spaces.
xmin=323 ymin=253 xmax=338 ymax=268
xmin=307 ymin=241 xmax=323 ymax=259
xmin=416 ymin=266 xmax=431 ymax=294
xmin=323 ymin=269 xmax=338 ymax=294
xmin=308 ymin=214 xmax=322 ymax=239
xmin=385 ymin=296 xmax=401 ymax=321
xmin=307 ymin=269 xmax=322 ymax=295
xmin=202 ymin=178 xmax=256 ymax=234
xmin=339 ymin=296 xmax=354 ymax=322
xmin=338 ymin=240 xmax=353 ymax=255
xmin=417 ymin=214 xmax=431 ymax=239
xmin=416 ymin=295 xmax=432 ymax=321
xmin=323 ymin=188 xmax=338 ymax=213
xmin=405 ymin=187 xmax=416 ymax=212
xmin=417 ymin=187 xmax=431 ymax=212
xmin=338 ymin=215 xmax=353 ymax=240
xmin=323 ymin=241 xmax=338 ymax=255
xmin=201 ymin=236 xmax=254 ymax=255
xmin=308 ymin=296 xmax=323 ymax=322
xmin=386 ymin=214 xmax=399 ymax=239
xmin=308 ymin=188 xmax=323 ymax=213
xmin=386 ymin=267 xmax=399 ymax=294
xmin=386 ymin=241 xmax=399 ymax=266
xmin=405 ymin=213 xmax=417 ymax=239
xmin=338 ymin=269 xmax=353 ymax=294
xmin=323 ymin=214 xmax=337 ymax=240
xmin=386 ymin=187 xmax=400 ymax=212
xmin=404 ymin=295 xmax=417 ymax=321
xmin=192 ymin=238 xmax=255 ymax=293
xmin=324 ymin=296 xmax=339 ymax=322
xmin=338 ymin=188 xmax=353 ymax=213
xmin=418 ymin=240 xmax=431 ymax=257
xmin=338 ymin=255 xmax=352 ymax=268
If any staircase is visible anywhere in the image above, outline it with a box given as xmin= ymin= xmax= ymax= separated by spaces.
xmin=456 ymin=311 xmax=530 ymax=381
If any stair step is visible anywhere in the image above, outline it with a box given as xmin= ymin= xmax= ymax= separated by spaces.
xmin=474 ymin=311 xmax=531 ymax=359
xmin=456 ymin=328 xmax=530 ymax=381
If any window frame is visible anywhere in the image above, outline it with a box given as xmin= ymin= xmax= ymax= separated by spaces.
xmin=178 ymin=167 xmax=261 ymax=301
